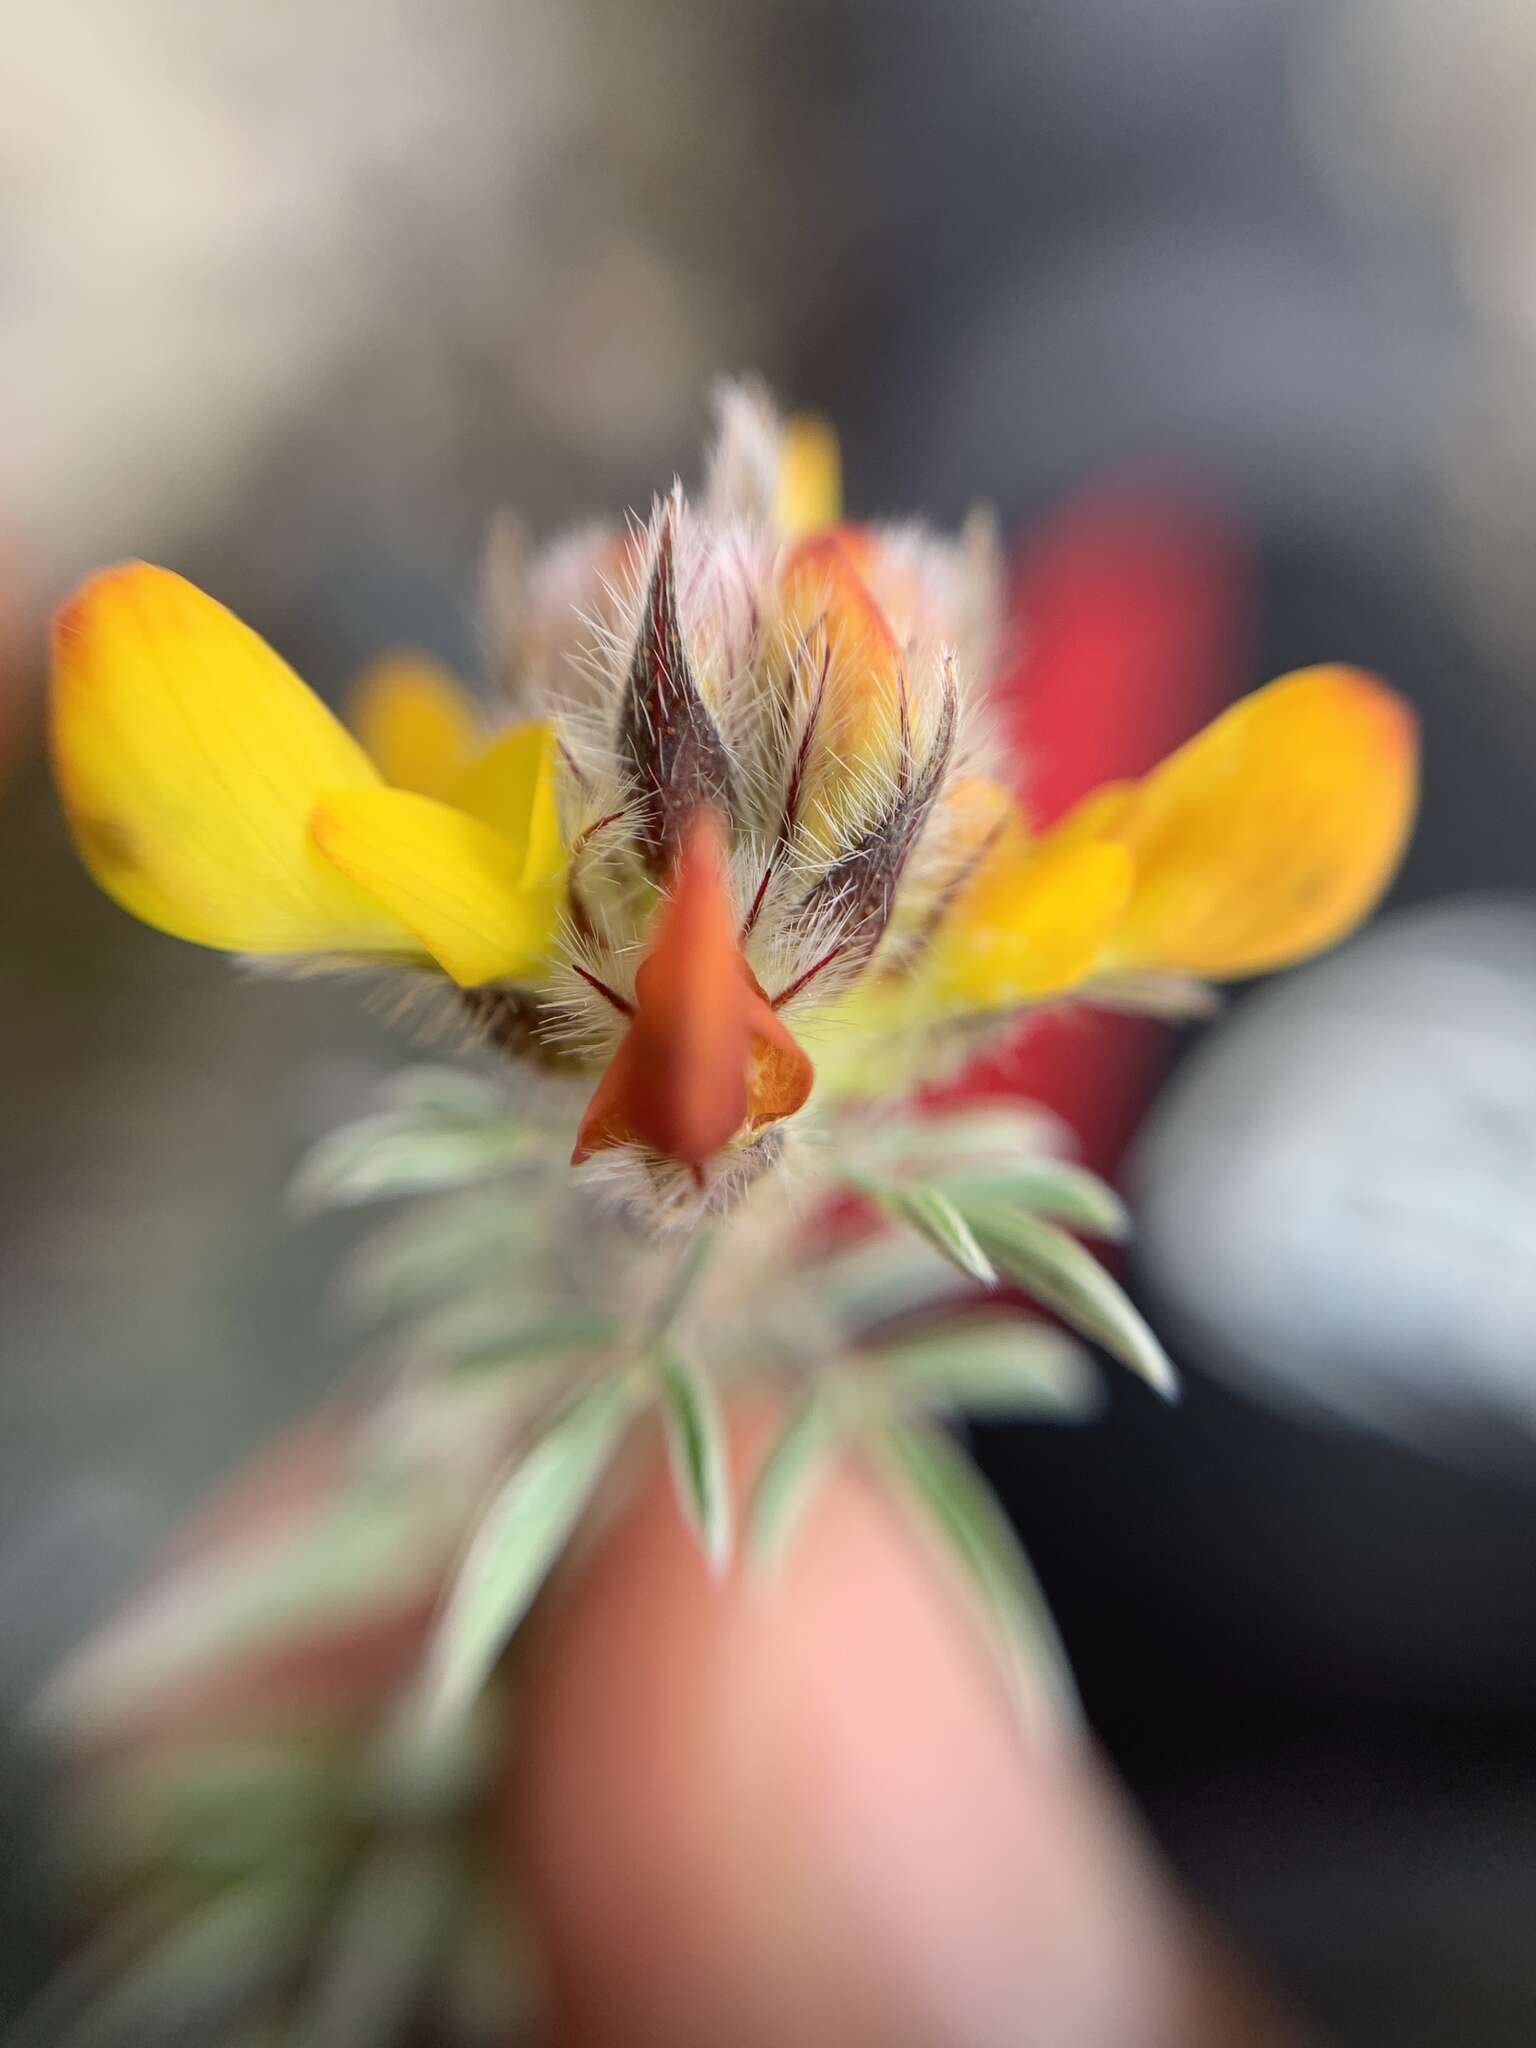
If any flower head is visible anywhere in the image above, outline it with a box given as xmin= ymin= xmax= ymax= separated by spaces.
xmin=50 ymin=381 xmax=1418 ymax=1216
xmin=570 ymin=807 xmax=813 ymax=1180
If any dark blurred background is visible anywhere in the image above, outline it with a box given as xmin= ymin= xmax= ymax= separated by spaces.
xmin=6 ymin=2 xmax=1536 ymax=2041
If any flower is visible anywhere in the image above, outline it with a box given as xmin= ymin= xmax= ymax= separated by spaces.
xmin=945 ymin=483 xmax=1249 ymax=1173
xmin=49 ymin=381 xmax=1418 ymax=1211
xmin=50 ymin=568 xmax=566 ymax=986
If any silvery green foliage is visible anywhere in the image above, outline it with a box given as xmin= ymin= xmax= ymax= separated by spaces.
xmin=288 ymin=1073 xmax=1169 ymax=1714
xmin=658 ymin=1353 xmax=734 ymax=1576
xmin=30 ymin=1072 xmax=1170 ymax=2044
xmin=878 ymin=1419 xmax=1084 ymax=1734
xmin=422 ymin=1374 xmax=642 ymax=1727
xmin=288 ymin=1072 xmax=1171 ymax=1700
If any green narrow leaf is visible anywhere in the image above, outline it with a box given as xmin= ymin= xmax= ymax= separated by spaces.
xmin=9 ymin=1880 xmax=319 ymax=2048
xmin=858 ymin=1103 xmax=1070 ymax=1171
xmin=931 ymin=1159 xmax=1129 ymax=1240
xmin=339 ymin=1193 xmax=525 ymax=1326
xmin=290 ymin=1114 xmax=536 ymax=1212
xmin=386 ymin=1288 xmax=597 ymax=1370
xmin=452 ymin=1309 xmax=626 ymax=1373
xmin=57 ymin=1740 xmax=344 ymax=1886
xmin=293 ymin=1838 xmax=464 ymax=2048
xmin=378 ymin=1064 xmax=510 ymax=1122
xmin=658 ymin=1353 xmax=733 ymax=1574
xmin=964 ymin=1205 xmax=1178 ymax=1400
xmin=42 ymin=1487 xmax=439 ymax=1741
xmin=879 ymin=1186 xmax=997 ymax=1287
xmin=880 ymin=1420 xmax=1082 ymax=1733
xmin=746 ymin=1388 xmax=842 ymax=1570
xmin=807 ymin=1231 xmax=969 ymax=1332
xmin=422 ymin=1376 xmax=636 ymax=1727
xmin=868 ymin=1316 xmax=1101 ymax=1421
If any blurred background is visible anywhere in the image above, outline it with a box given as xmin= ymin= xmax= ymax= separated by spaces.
xmin=5 ymin=1 xmax=1536 ymax=2040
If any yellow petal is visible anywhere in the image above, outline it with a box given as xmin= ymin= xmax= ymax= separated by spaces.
xmin=444 ymin=721 xmax=565 ymax=887
xmin=1101 ymin=665 xmax=1418 ymax=979
xmin=774 ymin=414 xmax=843 ymax=542
xmin=936 ymin=774 xmax=1016 ymax=864
xmin=310 ymin=788 xmax=560 ymax=987
xmin=778 ymin=533 xmax=908 ymax=848
xmin=51 ymin=562 xmax=415 ymax=957
xmin=930 ymin=821 xmax=1135 ymax=1007
xmin=1037 ymin=779 xmax=1135 ymax=854
xmin=348 ymin=652 xmax=481 ymax=798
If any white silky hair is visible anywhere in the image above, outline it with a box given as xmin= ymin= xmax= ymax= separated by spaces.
xmin=462 ymin=382 xmax=1016 ymax=1204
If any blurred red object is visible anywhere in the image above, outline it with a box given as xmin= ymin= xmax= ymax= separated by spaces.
xmin=952 ymin=481 xmax=1251 ymax=1176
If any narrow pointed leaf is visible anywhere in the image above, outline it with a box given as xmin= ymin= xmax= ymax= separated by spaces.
xmin=41 ymin=1491 xmax=439 ymax=1740
xmin=340 ymin=1194 xmax=524 ymax=1325
xmin=57 ymin=1740 xmax=342 ymax=1885
xmin=861 ymin=1103 xmax=1070 ymax=1170
xmin=389 ymin=1291 xmax=606 ymax=1371
xmin=808 ymin=1232 xmax=969 ymax=1335
xmin=11 ymin=1880 xmax=318 ymax=2048
xmin=880 ymin=1186 xmax=997 ymax=1288
xmin=869 ymin=1317 xmax=1101 ymax=1421
xmin=964 ymin=1205 xmax=1177 ymax=1399
xmin=290 ymin=1113 xmax=535 ymax=1211
xmin=658 ymin=1353 xmax=733 ymax=1574
xmin=929 ymin=1160 xmax=1129 ymax=1240
xmin=377 ymin=1064 xmax=511 ymax=1123
xmin=423 ymin=1376 xmax=636 ymax=1726
xmin=454 ymin=1310 xmax=627 ymax=1373
xmin=294 ymin=1838 xmax=463 ymax=2048
xmin=746 ymin=1388 xmax=842 ymax=1570
xmin=880 ymin=1420 xmax=1081 ymax=1733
